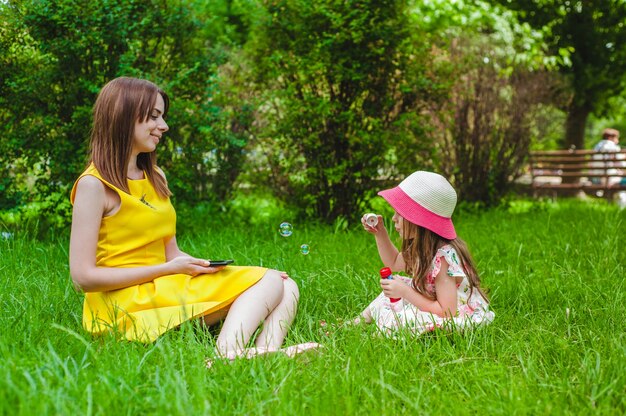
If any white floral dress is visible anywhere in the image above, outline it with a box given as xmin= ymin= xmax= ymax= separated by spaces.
xmin=368 ymin=245 xmax=495 ymax=335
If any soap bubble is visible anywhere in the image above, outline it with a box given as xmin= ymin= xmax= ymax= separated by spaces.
xmin=279 ymin=222 xmax=293 ymax=237
xmin=300 ymin=244 xmax=310 ymax=255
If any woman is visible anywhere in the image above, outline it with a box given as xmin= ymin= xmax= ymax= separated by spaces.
xmin=69 ymin=77 xmax=317 ymax=363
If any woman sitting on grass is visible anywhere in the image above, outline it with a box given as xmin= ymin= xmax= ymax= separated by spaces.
xmin=357 ymin=171 xmax=495 ymax=334
xmin=69 ymin=76 xmax=318 ymax=364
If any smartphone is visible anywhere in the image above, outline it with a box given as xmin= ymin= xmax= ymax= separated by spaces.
xmin=208 ymin=259 xmax=234 ymax=266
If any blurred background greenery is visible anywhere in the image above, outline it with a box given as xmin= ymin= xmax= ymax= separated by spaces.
xmin=2 ymin=0 xmax=626 ymax=234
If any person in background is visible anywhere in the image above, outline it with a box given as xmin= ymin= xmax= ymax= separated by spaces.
xmin=591 ymin=128 xmax=626 ymax=207
xmin=593 ymin=128 xmax=621 ymax=153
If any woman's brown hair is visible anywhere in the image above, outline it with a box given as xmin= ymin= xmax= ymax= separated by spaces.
xmin=401 ymin=220 xmax=487 ymax=302
xmin=89 ymin=77 xmax=171 ymax=198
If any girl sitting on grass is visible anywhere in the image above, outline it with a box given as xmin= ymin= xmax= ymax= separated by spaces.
xmin=357 ymin=171 xmax=495 ymax=335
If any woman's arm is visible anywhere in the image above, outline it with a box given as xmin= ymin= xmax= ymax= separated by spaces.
xmin=69 ymin=177 xmax=215 ymax=292
xmin=380 ymin=258 xmax=458 ymax=317
xmin=164 ymin=235 xmax=188 ymax=260
xmin=164 ymin=236 xmax=226 ymax=270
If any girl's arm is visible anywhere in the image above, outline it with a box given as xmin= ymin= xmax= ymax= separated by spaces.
xmin=381 ymin=258 xmax=458 ymax=317
xmin=373 ymin=230 xmax=406 ymax=272
xmin=69 ymin=177 xmax=216 ymax=292
xmin=362 ymin=215 xmax=405 ymax=272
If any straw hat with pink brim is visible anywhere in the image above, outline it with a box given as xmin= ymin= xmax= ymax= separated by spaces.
xmin=377 ymin=171 xmax=457 ymax=240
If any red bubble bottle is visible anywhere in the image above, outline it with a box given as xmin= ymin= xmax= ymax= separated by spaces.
xmin=380 ymin=267 xmax=401 ymax=303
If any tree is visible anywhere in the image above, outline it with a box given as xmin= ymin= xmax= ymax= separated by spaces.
xmin=247 ymin=0 xmax=432 ymax=221
xmin=433 ymin=56 xmax=555 ymax=204
xmin=410 ymin=0 xmax=557 ymax=204
xmin=0 ymin=0 xmax=254 ymax=227
xmin=493 ymin=0 xmax=626 ymax=150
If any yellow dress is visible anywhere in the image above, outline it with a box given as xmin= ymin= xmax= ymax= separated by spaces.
xmin=70 ymin=164 xmax=266 ymax=342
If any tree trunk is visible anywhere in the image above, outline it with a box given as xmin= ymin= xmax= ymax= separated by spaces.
xmin=564 ymin=103 xmax=591 ymax=150
xmin=562 ymin=102 xmax=591 ymax=187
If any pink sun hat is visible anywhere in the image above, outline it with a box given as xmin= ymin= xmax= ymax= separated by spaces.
xmin=378 ymin=171 xmax=457 ymax=239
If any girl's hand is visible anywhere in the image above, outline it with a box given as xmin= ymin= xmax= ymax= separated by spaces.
xmin=380 ymin=276 xmax=408 ymax=299
xmin=166 ymin=256 xmax=225 ymax=276
xmin=361 ymin=214 xmax=384 ymax=234
xmin=279 ymin=271 xmax=289 ymax=280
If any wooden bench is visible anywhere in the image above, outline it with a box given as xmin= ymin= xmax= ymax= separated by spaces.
xmin=529 ymin=149 xmax=626 ymax=200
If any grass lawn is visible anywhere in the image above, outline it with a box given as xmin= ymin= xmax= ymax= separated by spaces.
xmin=1 ymin=199 xmax=625 ymax=415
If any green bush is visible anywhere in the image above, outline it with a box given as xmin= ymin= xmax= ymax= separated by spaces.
xmin=246 ymin=0 xmax=432 ymax=222
xmin=0 ymin=0 xmax=255 ymax=226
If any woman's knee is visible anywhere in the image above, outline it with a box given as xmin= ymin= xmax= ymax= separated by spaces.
xmin=283 ymin=277 xmax=300 ymax=303
xmin=260 ymin=269 xmax=285 ymax=294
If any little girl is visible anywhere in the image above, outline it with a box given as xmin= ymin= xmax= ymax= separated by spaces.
xmin=357 ymin=171 xmax=494 ymax=335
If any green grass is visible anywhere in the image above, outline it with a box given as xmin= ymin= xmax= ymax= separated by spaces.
xmin=1 ymin=199 xmax=625 ymax=415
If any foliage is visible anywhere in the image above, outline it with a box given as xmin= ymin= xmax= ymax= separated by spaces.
xmin=246 ymin=0 xmax=433 ymax=222
xmin=1 ymin=200 xmax=625 ymax=414
xmin=414 ymin=0 xmax=560 ymax=71
xmin=0 ymin=0 xmax=255 ymax=225
xmin=4 ymin=0 xmax=626 ymax=228
xmin=413 ymin=0 xmax=558 ymax=204
xmin=445 ymin=67 xmax=556 ymax=204
xmin=493 ymin=0 xmax=626 ymax=149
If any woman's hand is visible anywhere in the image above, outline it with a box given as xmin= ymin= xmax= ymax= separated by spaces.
xmin=361 ymin=214 xmax=385 ymax=234
xmin=380 ymin=276 xmax=409 ymax=299
xmin=166 ymin=256 xmax=225 ymax=276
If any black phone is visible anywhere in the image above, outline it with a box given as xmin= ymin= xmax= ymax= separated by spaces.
xmin=208 ymin=259 xmax=234 ymax=266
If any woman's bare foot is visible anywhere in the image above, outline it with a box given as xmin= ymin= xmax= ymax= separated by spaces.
xmin=280 ymin=342 xmax=323 ymax=358
xmin=205 ymin=343 xmax=322 ymax=368
xmin=205 ymin=347 xmax=279 ymax=369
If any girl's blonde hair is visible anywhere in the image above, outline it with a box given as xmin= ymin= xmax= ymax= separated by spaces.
xmin=89 ymin=77 xmax=171 ymax=198
xmin=401 ymin=220 xmax=487 ymax=301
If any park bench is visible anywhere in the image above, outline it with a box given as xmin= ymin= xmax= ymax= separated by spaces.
xmin=529 ymin=149 xmax=626 ymax=200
